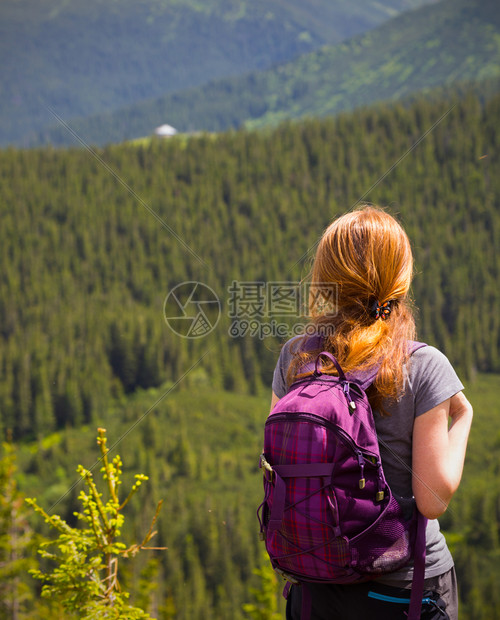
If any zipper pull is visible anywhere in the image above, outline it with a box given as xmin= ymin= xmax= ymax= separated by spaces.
xmin=343 ymin=382 xmax=357 ymax=413
xmin=375 ymin=463 xmax=385 ymax=501
xmin=357 ymin=452 xmax=366 ymax=489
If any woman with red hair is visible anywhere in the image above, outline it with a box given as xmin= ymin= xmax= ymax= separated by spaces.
xmin=271 ymin=206 xmax=473 ymax=619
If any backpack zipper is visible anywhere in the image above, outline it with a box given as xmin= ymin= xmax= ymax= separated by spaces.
xmin=266 ymin=411 xmax=373 ymax=456
xmin=266 ymin=411 xmax=381 ymax=489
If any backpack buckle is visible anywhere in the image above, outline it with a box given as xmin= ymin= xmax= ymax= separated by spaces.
xmin=274 ymin=567 xmax=300 ymax=585
xmin=260 ymin=454 xmax=275 ymax=482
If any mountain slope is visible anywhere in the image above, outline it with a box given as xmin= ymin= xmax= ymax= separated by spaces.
xmin=0 ymin=0 xmax=434 ymax=146
xmin=35 ymin=0 xmax=500 ymax=146
xmin=2 ymin=89 xmax=500 ymax=442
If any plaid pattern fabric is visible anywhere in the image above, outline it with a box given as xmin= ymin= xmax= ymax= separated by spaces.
xmin=264 ymin=419 xmax=353 ymax=579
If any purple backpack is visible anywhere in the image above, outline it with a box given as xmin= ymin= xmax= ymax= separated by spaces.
xmin=258 ymin=343 xmax=427 ymax=620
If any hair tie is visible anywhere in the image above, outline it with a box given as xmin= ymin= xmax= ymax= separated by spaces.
xmin=370 ymin=299 xmax=392 ymax=321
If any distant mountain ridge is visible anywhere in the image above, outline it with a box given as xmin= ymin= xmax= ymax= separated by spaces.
xmin=0 ymin=0 xmax=434 ymax=146
xmin=32 ymin=0 xmax=500 ymax=146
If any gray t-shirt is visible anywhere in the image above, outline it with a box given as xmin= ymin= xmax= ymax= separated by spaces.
xmin=271 ymin=336 xmax=464 ymax=583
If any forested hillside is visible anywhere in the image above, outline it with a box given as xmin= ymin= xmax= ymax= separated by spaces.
xmin=6 ymin=374 xmax=500 ymax=618
xmin=1 ymin=88 xmax=499 ymax=441
xmin=1 ymin=87 xmax=500 ymax=617
xmin=0 ymin=0 xmax=433 ymax=146
xmin=42 ymin=0 xmax=500 ymax=146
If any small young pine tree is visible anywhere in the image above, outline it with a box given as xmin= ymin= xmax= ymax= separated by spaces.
xmin=26 ymin=428 xmax=164 ymax=620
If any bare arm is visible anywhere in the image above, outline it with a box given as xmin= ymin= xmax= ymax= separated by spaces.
xmin=412 ymin=391 xmax=473 ymax=519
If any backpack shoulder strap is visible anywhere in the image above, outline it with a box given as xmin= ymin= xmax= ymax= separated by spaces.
xmin=296 ymin=335 xmax=427 ymax=390
xmin=407 ymin=512 xmax=428 ymax=620
xmin=348 ymin=341 xmax=427 ymax=391
xmin=409 ymin=341 xmax=427 ymax=354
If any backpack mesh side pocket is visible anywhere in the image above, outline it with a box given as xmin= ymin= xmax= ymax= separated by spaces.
xmin=348 ymin=493 xmax=417 ymax=574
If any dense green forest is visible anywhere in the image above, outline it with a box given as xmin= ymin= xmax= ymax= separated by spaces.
xmin=1 ymin=87 xmax=500 ymax=617
xmin=1 ymin=88 xmax=499 ymax=441
xmin=3 ymin=374 xmax=500 ymax=619
xmin=0 ymin=0 xmax=432 ymax=146
xmin=34 ymin=0 xmax=500 ymax=146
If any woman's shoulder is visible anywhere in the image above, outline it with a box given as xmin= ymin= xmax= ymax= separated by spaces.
xmin=277 ymin=334 xmax=317 ymax=360
xmin=409 ymin=343 xmax=458 ymax=377
xmin=282 ymin=334 xmax=306 ymax=350
xmin=407 ymin=344 xmax=464 ymax=417
xmin=272 ymin=335 xmax=316 ymax=398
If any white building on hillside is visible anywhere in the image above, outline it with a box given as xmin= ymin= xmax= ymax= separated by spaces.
xmin=154 ymin=124 xmax=178 ymax=138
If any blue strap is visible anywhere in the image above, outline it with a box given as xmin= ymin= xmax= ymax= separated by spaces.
xmin=368 ymin=592 xmax=437 ymax=606
xmin=368 ymin=591 xmax=412 ymax=603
